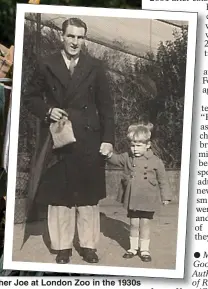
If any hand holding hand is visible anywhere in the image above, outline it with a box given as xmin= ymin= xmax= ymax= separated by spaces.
xmin=49 ymin=108 xmax=68 ymax=122
xmin=99 ymin=142 xmax=113 ymax=157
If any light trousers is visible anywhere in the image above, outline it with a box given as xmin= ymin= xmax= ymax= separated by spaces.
xmin=48 ymin=205 xmax=100 ymax=250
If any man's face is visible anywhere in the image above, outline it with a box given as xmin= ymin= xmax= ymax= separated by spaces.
xmin=62 ymin=24 xmax=85 ymax=57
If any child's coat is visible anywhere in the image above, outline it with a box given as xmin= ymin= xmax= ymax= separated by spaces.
xmin=108 ymin=150 xmax=172 ymax=212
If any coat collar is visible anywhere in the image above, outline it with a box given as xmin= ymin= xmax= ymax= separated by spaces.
xmin=143 ymin=149 xmax=154 ymax=159
xmin=129 ymin=149 xmax=154 ymax=160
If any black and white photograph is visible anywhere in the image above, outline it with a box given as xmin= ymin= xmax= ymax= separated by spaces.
xmin=3 ymin=4 xmax=197 ymax=277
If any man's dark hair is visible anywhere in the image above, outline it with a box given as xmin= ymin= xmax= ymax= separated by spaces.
xmin=62 ymin=18 xmax=87 ymax=35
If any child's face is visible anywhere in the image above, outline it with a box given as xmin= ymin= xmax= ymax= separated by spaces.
xmin=130 ymin=141 xmax=149 ymax=157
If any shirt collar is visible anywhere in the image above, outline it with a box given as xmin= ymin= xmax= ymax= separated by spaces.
xmin=61 ymin=50 xmax=79 ymax=69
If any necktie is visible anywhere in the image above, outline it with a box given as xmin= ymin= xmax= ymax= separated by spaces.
xmin=69 ymin=58 xmax=76 ymax=76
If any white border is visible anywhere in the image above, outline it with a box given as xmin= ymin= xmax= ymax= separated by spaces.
xmin=3 ymin=4 xmax=197 ymax=278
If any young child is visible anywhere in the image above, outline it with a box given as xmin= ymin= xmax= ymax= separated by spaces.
xmin=107 ymin=125 xmax=172 ymax=262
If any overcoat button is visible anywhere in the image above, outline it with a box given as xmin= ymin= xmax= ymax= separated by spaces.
xmin=144 ymin=177 xmax=147 ymax=179
xmin=83 ymin=105 xmax=88 ymax=109
xmin=52 ymin=87 xmax=56 ymax=91
xmin=144 ymin=172 xmax=147 ymax=175
xmin=85 ymin=125 xmax=90 ymax=130
xmin=144 ymin=166 xmax=148 ymax=169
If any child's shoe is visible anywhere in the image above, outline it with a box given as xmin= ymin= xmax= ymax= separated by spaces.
xmin=123 ymin=249 xmax=138 ymax=259
xmin=139 ymin=250 xmax=152 ymax=262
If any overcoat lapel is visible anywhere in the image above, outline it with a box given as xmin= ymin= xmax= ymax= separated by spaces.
xmin=45 ymin=52 xmax=69 ymax=89
xmin=44 ymin=52 xmax=95 ymax=106
xmin=65 ymin=52 xmax=95 ymax=104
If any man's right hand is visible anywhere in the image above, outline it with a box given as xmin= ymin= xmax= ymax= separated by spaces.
xmin=49 ymin=108 xmax=68 ymax=121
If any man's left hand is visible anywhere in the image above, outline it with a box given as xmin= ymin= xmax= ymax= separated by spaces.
xmin=99 ymin=143 xmax=113 ymax=157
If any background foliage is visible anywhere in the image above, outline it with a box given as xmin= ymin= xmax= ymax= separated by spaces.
xmin=136 ymin=27 xmax=188 ymax=167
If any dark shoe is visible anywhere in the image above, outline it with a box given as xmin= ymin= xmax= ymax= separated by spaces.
xmin=56 ymin=249 xmax=72 ymax=264
xmin=123 ymin=250 xmax=138 ymax=259
xmin=140 ymin=251 xmax=152 ymax=262
xmin=80 ymin=248 xmax=99 ymax=263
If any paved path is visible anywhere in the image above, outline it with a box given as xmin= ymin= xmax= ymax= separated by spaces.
xmin=12 ymin=199 xmax=178 ymax=271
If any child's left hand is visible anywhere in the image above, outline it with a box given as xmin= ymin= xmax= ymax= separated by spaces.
xmin=163 ymin=200 xmax=170 ymax=205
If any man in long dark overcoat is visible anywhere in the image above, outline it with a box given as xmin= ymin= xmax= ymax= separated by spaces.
xmin=24 ymin=17 xmax=114 ymax=264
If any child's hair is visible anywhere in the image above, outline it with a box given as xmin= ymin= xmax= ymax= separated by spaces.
xmin=137 ymin=114 xmax=154 ymax=132
xmin=127 ymin=125 xmax=151 ymax=143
